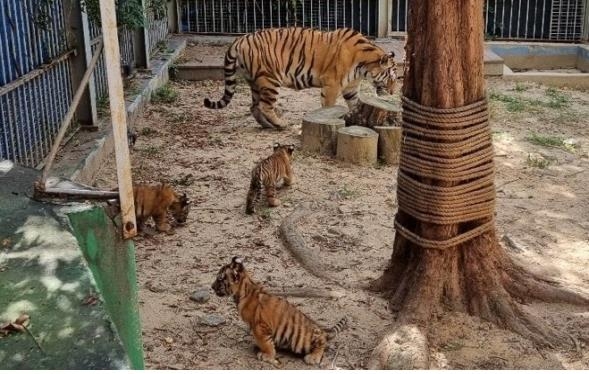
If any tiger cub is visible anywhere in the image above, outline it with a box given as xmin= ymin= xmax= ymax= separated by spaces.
xmin=245 ymin=143 xmax=294 ymax=215
xmin=133 ymin=183 xmax=191 ymax=232
xmin=204 ymin=27 xmax=397 ymax=130
xmin=212 ymin=257 xmax=348 ymax=366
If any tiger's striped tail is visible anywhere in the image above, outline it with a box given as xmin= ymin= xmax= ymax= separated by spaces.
xmin=245 ymin=170 xmax=262 ymax=215
xmin=204 ymin=41 xmax=239 ymax=109
xmin=326 ymin=316 xmax=349 ymax=340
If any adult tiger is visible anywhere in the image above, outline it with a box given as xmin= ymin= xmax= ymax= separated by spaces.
xmin=203 ymin=27 xmax=397 ymax=130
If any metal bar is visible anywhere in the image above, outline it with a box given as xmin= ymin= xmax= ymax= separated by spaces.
xmin=97 ymin=0 xmax=137 ymax=239
xmin=541 ymin=0 xmax=547 ymax=38
xmin=41 ymin=40 xmax=102 ymax=183
xmin=0 ymin=49 xmax=76 ymax=97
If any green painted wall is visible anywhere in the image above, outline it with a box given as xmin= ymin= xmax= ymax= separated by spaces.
xmin=68 ymin=207 xmax=144 ymax=370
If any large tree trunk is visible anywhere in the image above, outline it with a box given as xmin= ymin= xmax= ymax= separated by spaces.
xmin=370 ymin=0 xmax=588 ymax=355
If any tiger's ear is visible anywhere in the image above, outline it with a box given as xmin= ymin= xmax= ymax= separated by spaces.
xmin=231 ymin=256 xmax=245 ymax=271
xmin=287 ymin=144 xmax=295 ymax=154
xmin=273 ymin=142 xmax=281 ymax=151
xmin=380 ymin=52 xmax=395 ymax=67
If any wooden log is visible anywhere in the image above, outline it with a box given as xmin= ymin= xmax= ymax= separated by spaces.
xmin=345 ymin=94 xmax=401 ymax=128
xmin=374 ymin=126 xmax=403 ymax=165
xmin=336 ymin=126 xmax=379 ymax=166
xmin=301 ymin=105 xmax=348 ymax=155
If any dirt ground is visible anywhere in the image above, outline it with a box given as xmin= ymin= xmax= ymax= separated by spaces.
xmin=94 ymin=69 xmax=589 ymax=369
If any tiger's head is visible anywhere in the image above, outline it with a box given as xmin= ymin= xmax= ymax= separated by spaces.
xmin=369 ymin=51 xmax=398 ymax=96
xmin=212 ymin=256 xmax=246 ymax=297
xmin=169 ymin=192 xmax=191 ymax=225
xmin=273 ymin=143 xmax=295 ymax=160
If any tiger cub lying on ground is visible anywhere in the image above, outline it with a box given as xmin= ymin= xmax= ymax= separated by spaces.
xmin=245 ymin=143 xmax=294 ymax=215
xmin=204 ymin=27 xmax=397 ymax=130
xmin=133 ymin=183 xmax=191 ymax=232
xmin=212 ymin=257 xmax=348 ymax=367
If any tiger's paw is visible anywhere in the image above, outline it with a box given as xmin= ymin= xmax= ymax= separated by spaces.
xmin=155 ymin=222 xmax=172 ymax=232
xmin=267 ymin=198 xmax=280 ymax=207
xmin=257 ymin=352 xmax=282 ymax=367
xmin=304 ymin=353 xmax=322 ymax=365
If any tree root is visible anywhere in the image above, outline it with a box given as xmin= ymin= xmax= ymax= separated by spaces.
xmin=373 ymin=227 xmax=589 ymax=349
xmin=279 ymin=202 xmax=331 ymax=281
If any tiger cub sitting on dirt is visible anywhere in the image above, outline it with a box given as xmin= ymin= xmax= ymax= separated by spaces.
xmin=133 ymin=183 xmax=191 ymax=232
xmin=212 ymin=256 xmax=348 ymax=367
xmin=245 ymin=143 xmax=295 ymax=215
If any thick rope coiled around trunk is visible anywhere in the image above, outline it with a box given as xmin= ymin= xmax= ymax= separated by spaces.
xmin=394 ymin=96 xmax=496 ymax=249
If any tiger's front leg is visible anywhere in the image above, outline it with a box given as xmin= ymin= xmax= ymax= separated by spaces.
xmin=253 ymin=324 xmax=281 ymax=367
xmin=342 ymin=82 xmax=360 ymax=110
xmin=153 ymin=213 xmax=172 ymax=232
xmin=320 ymin=84 xmax=340 ymax=107
xmin=282 ymin=166 xmax=294 ymax=187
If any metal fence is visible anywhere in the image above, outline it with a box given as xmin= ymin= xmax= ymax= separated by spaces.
xmin=0 ymin=0 xmax=74 ymax=167
xmin=180 ymin=0 xmax=380 ymax=37
xmin=390 ymin=0 xmax=587 ymax=41
xmin=0 ymin=1 xmax=172 ymax=168
xmin=147 ymin=10 xmax=169 ymax=54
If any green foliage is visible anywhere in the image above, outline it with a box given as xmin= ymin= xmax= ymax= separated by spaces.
xmin=151 ymin=84 xmax=178 ymax=103
xmin=544 ymin=87 xmax=571 ymax=109
xmin=525 ymin=132 xmax=577 ymax=152
xmin=80 ymin=0 xmax=166 ymax=29
xmin=526 ymin=154 xmax=551 ymax=169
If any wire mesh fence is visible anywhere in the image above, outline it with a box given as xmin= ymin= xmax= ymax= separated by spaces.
xmin=390 ymin=0 xmax=586 ymax=41
xmin=180 ymin=0 xmax=379 ymax=37
xmin=0 ymin=0 xmax=74 ymax=167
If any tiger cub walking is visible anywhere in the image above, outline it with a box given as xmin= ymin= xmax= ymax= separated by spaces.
xmin=212 ymin=257 xmax=348 ymax=366
xmin=245 ymin=143 xmax=294 ymax=215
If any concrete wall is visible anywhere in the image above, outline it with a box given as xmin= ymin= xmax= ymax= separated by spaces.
xmin=488 ymin=42 xmax=580 ymax=70
xmin=68 ymin=207 xmax=144 ymax=370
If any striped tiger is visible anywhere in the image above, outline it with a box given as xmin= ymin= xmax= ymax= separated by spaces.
xmin=245 ymin=143 xmax=294 ymax=215
xmin=203 ymin=27 xmax=397 ymax=130
xmin=211 ymin=256 xmax=348 ymax=367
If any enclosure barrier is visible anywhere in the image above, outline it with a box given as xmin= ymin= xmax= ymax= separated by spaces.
xmin=179 ymin=0 xmax=587 ymax=41
xmin=0 ymin=0 xmax=173 ymax=168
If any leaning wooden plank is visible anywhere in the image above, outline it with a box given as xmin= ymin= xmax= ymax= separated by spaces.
xmin=40 ymin=41 xmax=103 ymax=184
xmin=99 ymin=0 xmax=137 ymax=239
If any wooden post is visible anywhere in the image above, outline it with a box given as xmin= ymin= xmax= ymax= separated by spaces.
xmin=134 ymin=0 xmax=150 ymax=68
xmin=167 ymin=0 xmax=180 ymax=33
xmin=378 ymin=0 xmax=390 ymax=38
xmin=99 ymin=0 xmax=137 ymax=239
xmin=80 ymin=8 xmax=99 ymax=126
xmin=64 ymin=0 xmax=97 ymax=127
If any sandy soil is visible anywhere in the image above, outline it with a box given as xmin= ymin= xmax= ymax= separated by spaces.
xmin=94 ymin=74 xmax=589 ymax=369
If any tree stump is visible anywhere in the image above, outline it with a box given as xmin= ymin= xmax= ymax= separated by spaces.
xmin=301 ymin=106 xmax=348 ymax=155
xmin=336 ymin=126 xmax=379 ymax=166
xmin=345 ymin=94 xmax=401 ymax=128
xmin=374 ymin=126 xmax=402 ymax=165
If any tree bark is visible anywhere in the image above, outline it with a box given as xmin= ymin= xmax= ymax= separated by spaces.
xmin=371 ymin=0 xmax=588 ymax=352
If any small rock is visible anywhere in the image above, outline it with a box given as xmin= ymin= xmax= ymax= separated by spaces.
xmin=200 ymin=313 xmax=225 ymax=327
xmin=145 ymin=281 xmax=165 ymax=293
xmin=190 ymin=288 xmax=210 ymax=303
xmin=164 ymin=337 xmax=174 ymax=344
xmin=253 ymin=238 xmax=265 ymax=246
